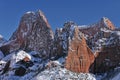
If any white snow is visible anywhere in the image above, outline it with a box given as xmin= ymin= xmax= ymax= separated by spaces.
xmin=26 ymin=11 xmax=35 ymax=14
xmin=16 ymin=50 xmax=31 ymax=62
xmin=78 ymin=25 xmax=89 ymax=29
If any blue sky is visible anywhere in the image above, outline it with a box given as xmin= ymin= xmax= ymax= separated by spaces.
xmin=0 ymin=0 xmax=120 ymax=39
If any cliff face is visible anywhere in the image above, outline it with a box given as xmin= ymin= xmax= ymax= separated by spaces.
xmin=65 ymin=27 xmax=95 ymax=73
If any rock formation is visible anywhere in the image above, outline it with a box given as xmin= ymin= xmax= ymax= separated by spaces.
xmin=65 ymin=27 xmax=95 ymax=73
xmin=1 ymin=10 xmax=54 ymax=59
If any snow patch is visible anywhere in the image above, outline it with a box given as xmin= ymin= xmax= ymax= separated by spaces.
xmin=16 ymin=50 xmax=31 ymax=62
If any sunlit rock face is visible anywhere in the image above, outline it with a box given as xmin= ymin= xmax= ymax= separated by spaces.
xmin=65 ymin=27 xmax=95 ymax=73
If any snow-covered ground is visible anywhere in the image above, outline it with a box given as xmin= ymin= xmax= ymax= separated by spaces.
xmin=32 ymin=66 xmax=96 ymax=80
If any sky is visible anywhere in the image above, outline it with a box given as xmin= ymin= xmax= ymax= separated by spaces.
xmin=0 ymin=0 xmax=120 ymax=40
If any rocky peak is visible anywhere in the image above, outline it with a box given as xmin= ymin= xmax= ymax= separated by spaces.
xmin=4 ymin=10 xmax=54 ymax=58
xmin=100 ymin=17 xmax=115 ymax=30
xmin=79 ymin=17 xmax=116 ymax=38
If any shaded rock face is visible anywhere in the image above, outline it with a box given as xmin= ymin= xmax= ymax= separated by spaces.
xmin=0 ymin=45 xmax=10 ymax=55
xmin=0 ymin=35 xmax=7 ymax=54
xmin=92 ymin=46 xmax=120 ymax=73
xmin=7 ymin=10 xmax=53 ymax=58
xmin=90 ymin=31 xmax=120 ymax=73
xmin=65 ymin=27 xmax=95 ymax=73
xmin=2 ymin=60 xmax=11 ymax=74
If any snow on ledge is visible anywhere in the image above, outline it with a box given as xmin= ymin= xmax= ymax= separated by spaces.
xmin=16 ymin=50 xmax=31 ymax=62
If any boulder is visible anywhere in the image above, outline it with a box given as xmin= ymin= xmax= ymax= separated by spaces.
xmin=15 ymin=66 xmax=26 ymax=76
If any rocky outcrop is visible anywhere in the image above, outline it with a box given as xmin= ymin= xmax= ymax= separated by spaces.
xmin=65 ymin=27 xmax=95 ymax=73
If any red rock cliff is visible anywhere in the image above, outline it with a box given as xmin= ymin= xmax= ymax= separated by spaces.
xmin=65 ymin=27 xmax=95 ymax=73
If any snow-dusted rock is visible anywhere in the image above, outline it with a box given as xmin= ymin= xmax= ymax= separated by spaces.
xmin=2 ymin=10 xmax=54 ymax=59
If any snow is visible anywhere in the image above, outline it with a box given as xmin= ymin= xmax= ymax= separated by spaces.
xmin=0 ymin=51 xmax=4 ymax=60
xmin=32 ymin=66 xmax=96 ymax=80
xmin=55 ymin=57 xmax=65 ymax=65
xmin=0 ymin=60 xmax=6 ymax=71
xmin=78 ymin=25 xmax=89 ymax=29
xmin=26 ymin=11 xmax=32 ymax=14
xmin=26 ymin=11 xmax=35 ymax=14
xmin=70 ymin=25 xmax=76 ymax=31
xmin=111 ymin=73 xmax=120 ymax=80
xmin=16 ymin=50 xmax=31 ymax=62
xmin=100 ymin=28 xmax=112 ymax=32
xmin=114 ymin=31 xmax=120 ymax=36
